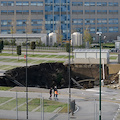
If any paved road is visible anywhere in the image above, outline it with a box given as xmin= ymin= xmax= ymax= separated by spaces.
xmin=0 ymin=87 xmax=119 ymax=120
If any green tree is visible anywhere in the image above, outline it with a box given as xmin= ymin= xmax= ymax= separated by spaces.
xmin=66 ymin=43 xmax=70 ymax=52
xmin=0 ymin=40 xmax=4 ymax=53
xmin=30 ymin=41 xmax=36 ymax=54
xmin=17 ymin=45 xmax=21 ymax=60
xmin=83 ymin=27 xmax=93 ymax=44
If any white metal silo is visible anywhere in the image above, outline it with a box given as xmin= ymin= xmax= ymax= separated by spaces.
xmin=48 ymin=32 xmax=57 ymax=46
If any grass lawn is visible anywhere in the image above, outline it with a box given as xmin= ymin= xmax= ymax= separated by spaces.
xmin=110 ymin=56 xmax=117 ymax=60
xmin=0 ymin=98 xmax=26 ymax=110
xmin=0 ymin=87 xmax=12 ymax=91
xmin=0 ymin=97 xmax=12 ymax=104
xmin=18 ymin=98 xmax=67 ymax=113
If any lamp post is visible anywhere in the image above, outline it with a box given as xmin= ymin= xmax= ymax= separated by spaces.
xmin=96 ymin=32 xmax=102 ymax=120
xmin=25 ymin=22 xmax=28 ymax=119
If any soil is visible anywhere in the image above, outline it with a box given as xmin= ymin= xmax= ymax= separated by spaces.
xmin=0 ymin=62 xmax=115 ymax=89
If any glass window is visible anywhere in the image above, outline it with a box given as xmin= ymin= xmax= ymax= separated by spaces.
xmin=31 ymin=1 xmax=43 ymax=6
xmin=16 ymin=20 xmax=27 ymax=26
xmin=1 ymin=1 xmax=7 ymax=6
xmin=8 ymin=10 xmax=14 ymax=15
xmin=8 ymin=1 xmax=14 ymax=6
xmin=89 ymin=27 xmax=95 ymax=33
xmin=97 ymin=18 xmax=107 ymax=24
xmin=32 ymin=28 xmax=41 ymax=33
xmin=85 ymin=10 xmax=95 ymax=14
xmin=1 ymin=20 xmax=12 ymax=27
xmin=85 ymin=19 xmax=95 ymax=25
xmin=72 ymin=19 xmax=83 ymax=25
xmin=1 ymin=29 xmax=10 ymax=34
xmin=97 ymin=27 xmax=107 ymax=33
xmin=97 ymin=10 xmax=107 ymax=14
xmin=16 ymin=29 xmax=25 ymax=33
xmin=97 ymin=2 xmax=107 ymax=6
xmin=16 ymin=1 xmax=22 ymax=6
xmin=109 ymin=10 xmax=118 ymax=14
xmin=31 ymin=10 xmax=43 ymax=14
xmin=23 ymin=1 xmax=29 ymax=6
xmin=84 ymin=2 xmax=95 ymax=6
xmin=72 ymin=10 xmax=83 ymax=14
xmin=109 ymin=27 xmax=118 ymax=32
xmin=72 ymin=2 xmax=83 ymax=6
xmin=109 ymin=18 xmax=118 ymax=24
xmin=31 ymin=19 xmax=43 ymax=26
xmin=1 ymin=10 xmax=7 ymax=15
xmin=109 ymin=2 xmax=118 ymax=6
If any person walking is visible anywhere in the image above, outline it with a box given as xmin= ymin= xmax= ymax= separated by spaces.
xmin=54 ymin=86 xmax=58 ymax=100
xmin=49 ymin=87 xmax=52 ymax=100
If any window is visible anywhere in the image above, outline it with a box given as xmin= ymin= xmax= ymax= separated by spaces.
xmin=1 ymin=1 xmax=14 ymax=6
xmin=97 ymin=18 xmax=107 ymax=24
xmin=16 ymin=1 xmax=29 ymax=6
xmin=109 ymin=18 xmax=118 ymax=24
xmin=16 ymin=29 xmax=25 ymax=33
xmin=72 ymin=2 xmax=83 ymax=6
xmin=1 ymin=10 xmax=7 ymax=15
xmin=84 ymin=2 xmax=95 ymax=6
xmin=89 ymin=27 xmax=95 ymax=33
xmin=85 ymin=10 xmax=95 ymax=14
xmin=72 ymin=10 xmax=83 ymax=14
xmin=8 ymin=10 xmax=14 ymax=15
xmin=16 ymin=10 xmax=29 ymax=15
xmin=85 ymin=19 xmax=95 ymax=25
xmin=109 ymin=2 xmax=118 ymax=6
xmin=97 ymin=10 xmax=107 ymax=14
xmin=1 ymin=29 xmax=10 ymax=34
xmin=97 ymin=2 xmax=107 ymax=6
xmin=72 ymin=19 xmax=83 ymax=25
xmin=97 ymin=27 xmax=107 ymax=33
xmin=32 ymin=28 xmax=41 ymax=33
xmin=31 ymin=1 xmax=43 ymax=6
xmin=16 ymin=20 xmax=27 ymax=26
xmin=109 ymin=10 xmax=118 ymax=14
xmin=109 ymin=27 xmax=118 ymax=32
xmin=31 ymin=10 xmax=43 ymax=14
xmin=31 ymin=19 xmax=43 ymax=26
xmin=1 ymin=20 xmax=12 ymax=27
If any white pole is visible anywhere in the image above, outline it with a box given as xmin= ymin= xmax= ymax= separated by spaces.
xmin=16 ymin=92 xmax=18 ymax=120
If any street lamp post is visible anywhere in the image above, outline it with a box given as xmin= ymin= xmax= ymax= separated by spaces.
xmin=25 ymin=23 xmax=28 ymax=119
xmin=96 ymin=32 xmax=102 ymax=120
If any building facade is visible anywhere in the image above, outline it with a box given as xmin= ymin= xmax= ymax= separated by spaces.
xmin=0 ymin=0 xmax=120 ymax=42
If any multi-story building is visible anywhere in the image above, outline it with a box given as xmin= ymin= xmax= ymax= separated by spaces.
xmin=0 ymin=0 xmax=120 ymax=42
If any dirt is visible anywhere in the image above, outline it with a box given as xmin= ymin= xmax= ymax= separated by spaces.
xmin=0 ymin=62 xmax=117 ymax=89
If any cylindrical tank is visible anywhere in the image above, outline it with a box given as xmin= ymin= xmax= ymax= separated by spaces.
xmin=48 ymin=32 xmax=57 ymax=46
xmin=71 ymin=32 xmax=82 ymax=46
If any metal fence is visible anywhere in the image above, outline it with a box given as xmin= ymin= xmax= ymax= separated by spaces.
xmin=0 ymin=90 xmax=118 ymax=120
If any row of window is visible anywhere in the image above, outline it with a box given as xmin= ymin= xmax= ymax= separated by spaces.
xmin=72 ymin=10 xmax=118 ymax=14
xmin=73 ymin=27 xmax=119 ymax=33
xmin=1 ymin=1 xmax=43 ymax=6
xmin=1 ymin=10 xmax=43 ymax=15
xmin=1 ymin=26 xmax=119 ymax=34
xmin=72 ymin=2 xmax=119 ymax=6
xmin=1 ymin=1 xmax=119 ymax=7
xmin=1 ymin=19 xmax=43 ymax=27
xmin=72 ymin=18 xmax=119 ymax=25
xmin=1 ymin=10 xmax=119 ymax=15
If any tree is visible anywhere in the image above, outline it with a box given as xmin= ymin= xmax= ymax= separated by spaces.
xmin=83 ymin=26 xmax=93 ymax=44
xmin=36 ymin=39 xmax=42 ymax=47
xmin=30 ymin=41 xmax=36 ymax=54
xmin=66 ymin=43 xmax=70 ymax=52
xmin=17 ymin=45 xmax=21 ymax=60
xmin=0 ymin=40 xmax=4 ymax=53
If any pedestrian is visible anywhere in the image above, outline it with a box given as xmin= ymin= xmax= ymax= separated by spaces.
xmin=54 ymin=86 xmax=58 ymax=100
xmin=49 ymin=87 xmax=52 ymax=100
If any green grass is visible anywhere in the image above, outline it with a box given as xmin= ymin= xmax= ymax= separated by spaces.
xmin=109 ymin=56 xmax=117 ymax=60
xmin=19 ymin=98 xmax=67 ymax=112
xmin=0 ymin=87 xmax=12 ymax=91
xmin=0 ymin=98 xmax=27 ymax=110
xmin=0 ymin=97 xmax=12 ymax=104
